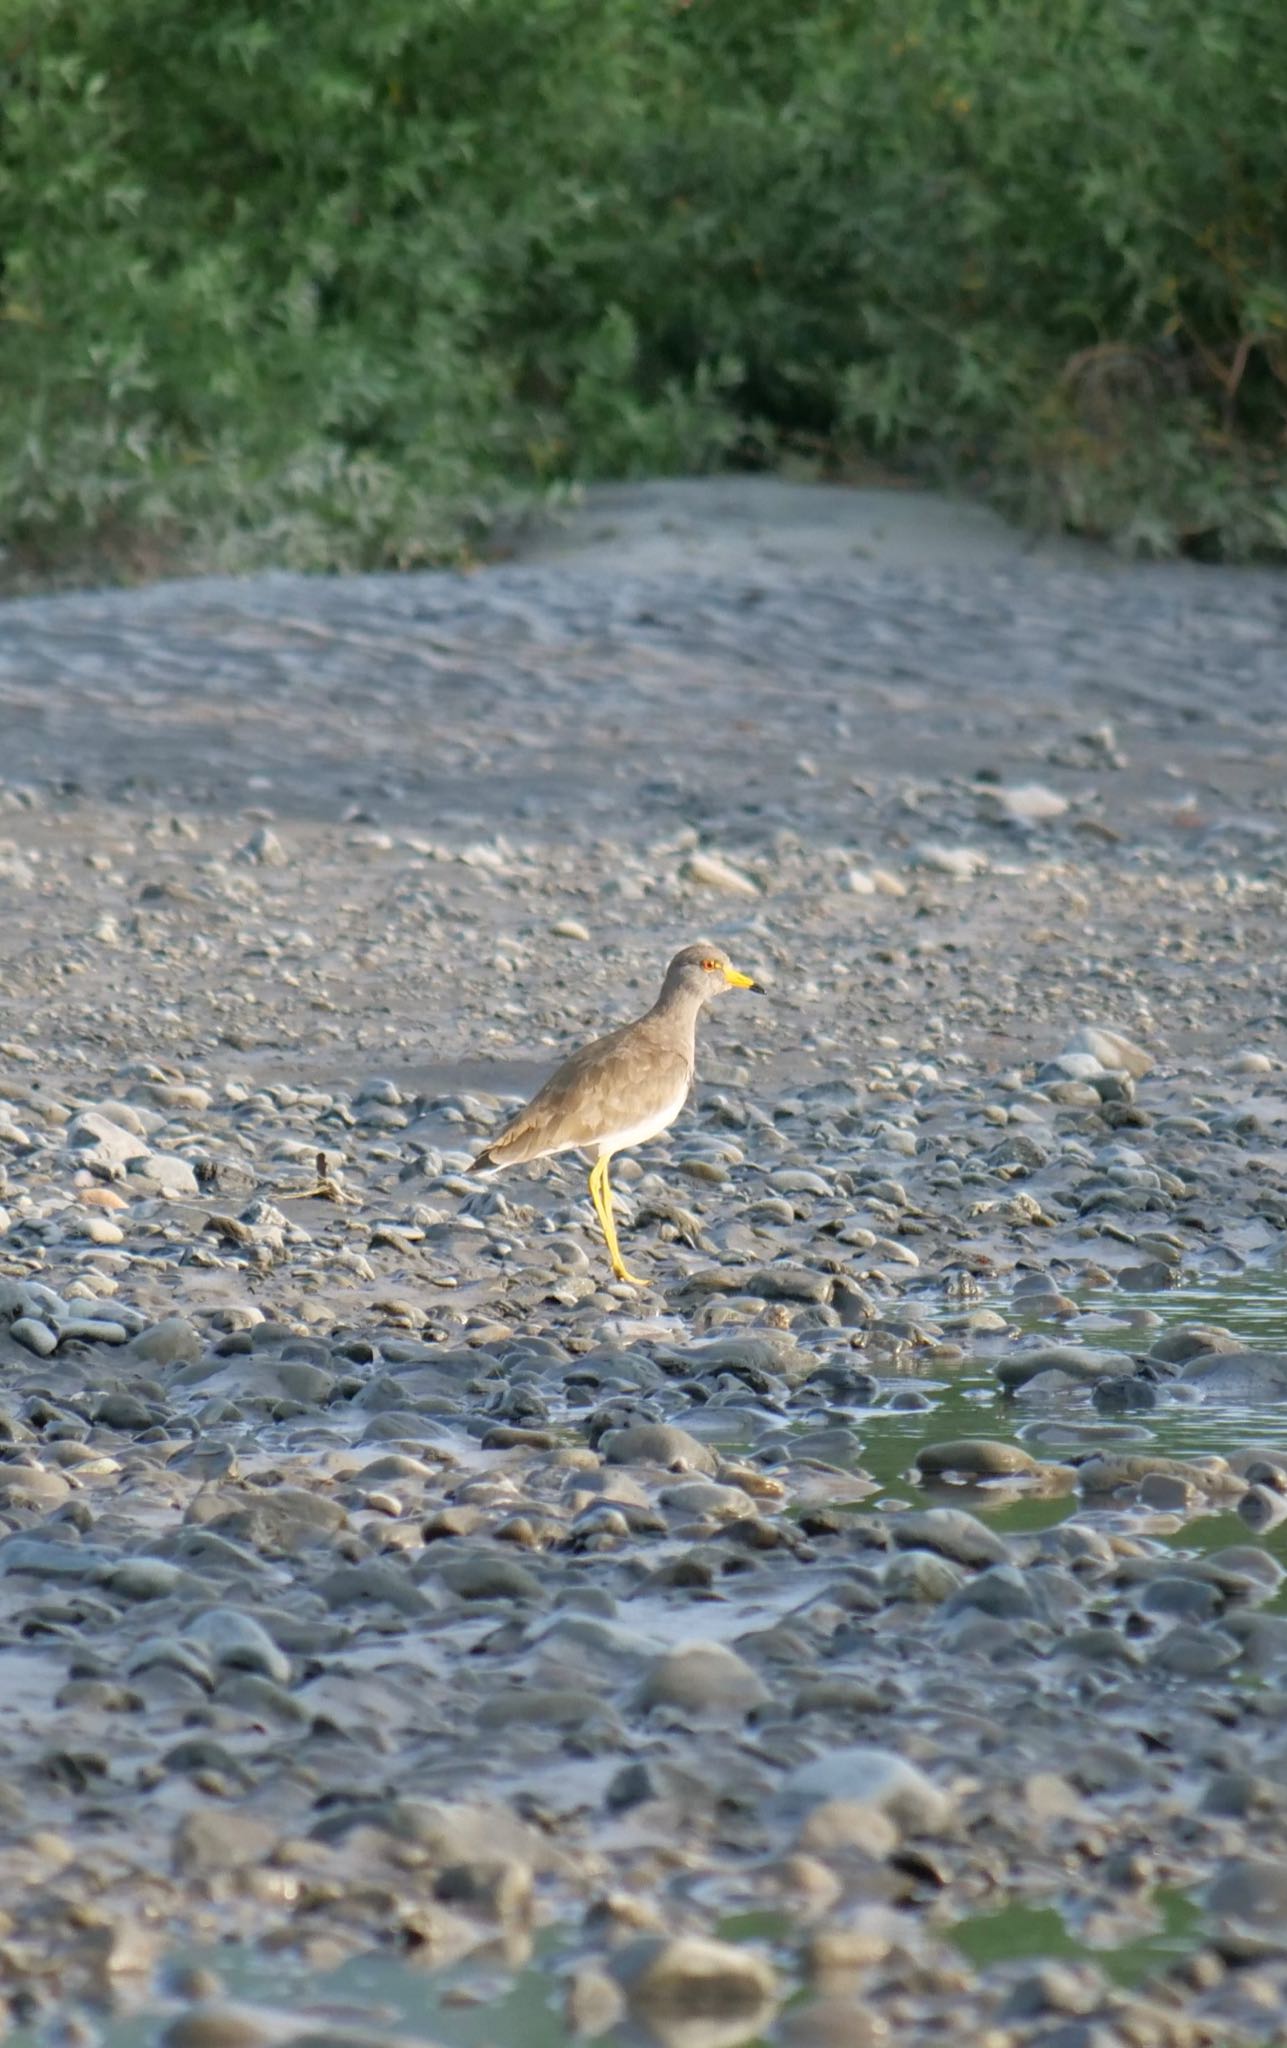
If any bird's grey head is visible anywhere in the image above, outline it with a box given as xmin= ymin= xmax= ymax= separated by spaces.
xmin=660 ymin=942 xmax=764 ymax=1005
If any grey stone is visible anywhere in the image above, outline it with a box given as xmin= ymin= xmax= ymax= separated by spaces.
xmin=10 ymin=1316 xmax=56 ymax=1357
xmin=67 ymin=1110 xmax=151 ymax=1173
xmin=130 ymin=1150 xmax=200 ymax=1198
xmin=0 ymin=1537 xmax=110 ymax=1580
xmin=101 ymin=1559 xmax=192 ymax=1601
xmin=684 ymin=1331 xmax=814 ymax=1383
xmin=126 ymin=1637 xmax=216 ymax=1689
xmin=743 ymin=1265 xmax=833 ymax=1305
xmin=1062 ymin=1025 xmax=1152 ymax=1078
xmin=1137 ymin=1572 xmax=1220 ymax=1621
xmin=1076 ymin=1452 xmax=1242 ymax=1499
xmin=272 ymin=1360 xmax=336 ymax=1405
xmin=202 ymin=1486 xmax=350 ymax=1554
xmin=0 ymin=1464 xmax=71 ymax=1509
xmin=914 ymin=1438 xmax=1041 ymax=1478
xmin=997 ymin=1344 xmax=1135 ymax=1391
xmin=215 ymin=1674 xmax=308 ymax=1725
xmin=792 ymin=1678 xmax=888 ymax=1718
xmin=1207 ymin=1855 xmax=1287 ymax=1931
xmin=792 ymin=1799 xmax=899 ymax=1860
xmin=999 ymin=1960 xmax=1106 ymax=2020
xmin=163 ymin=2007 xmax=290 ymax=2048
xmin=1149 ymin=1324 xmax=1242 ymax=1364
xmin=436 ymin=1553 xmax=544 ymax=1602
xmin=172 ymin=1810 xmax=279 ymax=1876
xmin=1180 ymin=1349 xmax=1287 ymax=1400
xmin=435 ymin=1852 xmax=534 ymax=1923
xmin=1206 ymin=1543 xmax=1284 ymax=1592
xmin=942 ymin=1565 xmax=1038 ymax=1621
xmin=888 ymin=1508 xmax=1010 ymax=1569
xmin=910 ymin=843 xmax=987 ymax=879
xmin=637 ymin=1640 xmax=770 ymax=1718
xmin=883 ymin=1551 xmax=966 ymax=1604
xmin=601 ymin=1422 xmax=718 ymax=1474
xmin=0 ymin=1280 xmax=37 ymax=1321
xmin=1201 ymin=1770 xmax=1282 ymax=1817
xmin=131 ymin=1317 xmax=204 ymax=1365
xmin=614 ymin=1934 xmax=777 ymax=2020
xmin=980 ymin=781 xmax=1068 ymax=826
xmin=93 ymin=1390 xmax=157 ymax=1430
xmin=475 ymin=1689 xmax=608 ymax=1732
xmin=657 ymin=1480 xmax=756 ymax=1522
xmin=1148 ymin=1626 xmax=1239 ymax=1677
xmin=780 ymin=1746 xmax=954 ymax=1833
xmin=318 ymin=1564 xmax=430 ymax=1616
xmin=59 ymin=1316 xmax=129 ymax=1345
xmin=1092 ymin=1374 xmax=1157 ymax=1413
xmin=1055 ymin=1628 xmax=1142 ymax=1667
xmin=1040 ymin=1052 xmax=1108 ymax=1083
xmin=236 ymin=825 xmax=288 ymax=866
xmin=183 ymin=1609 xmax=292 ymax=1685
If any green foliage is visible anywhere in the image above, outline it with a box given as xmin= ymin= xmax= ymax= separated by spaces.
xmin=1 ymin=0 xmax=1284 ymax=578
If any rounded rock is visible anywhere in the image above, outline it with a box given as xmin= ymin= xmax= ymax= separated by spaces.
xmin=601 ymin=1422 xmax=718 ymax=1475
xmin=883 ymin=1551 xmax=966 ymax=1605
xmin=888 ymin=1508 xmax=1010 ymax=1569
xmin=915 ymin=1438 xmax=1041 ymax=1479
xmin=10 ymin=1316 xmax=57 ymax=1357
xmin=131 ymin=1317 xmax=204 ymax=1366
xmin=183 ymin=1609 xmax=292 ymax=1686
xmin=164 ymin=2009 xmax=289 ymax=2048
xmin=779 ymin=1746 xmax=954 ymax=1835
xmin=638 ymin=1640 xmax=770 ymax=1719
xmin=614 ymin=1934 xmax=777 ymax=2023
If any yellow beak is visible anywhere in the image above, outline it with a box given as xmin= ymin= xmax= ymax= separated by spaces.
xmin=724 ymin=966 xmax=764 ymax=991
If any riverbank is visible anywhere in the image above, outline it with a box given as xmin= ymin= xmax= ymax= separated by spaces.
xmin=1 ymin=478 xmax=1286 ymax=2045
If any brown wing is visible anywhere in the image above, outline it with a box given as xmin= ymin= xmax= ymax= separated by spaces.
xmin=470 ymin=1020 xmax=691 ymax=1169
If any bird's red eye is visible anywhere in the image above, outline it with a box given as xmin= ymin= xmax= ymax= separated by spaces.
xmin=701 ymin=958 xmax=719 ymax=971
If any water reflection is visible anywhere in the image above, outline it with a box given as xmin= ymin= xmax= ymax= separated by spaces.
xmin=48 ymin=1933 xmax=782 ymax=2048
xmin=823 ymin=1271 xmax=1287 ymax=1503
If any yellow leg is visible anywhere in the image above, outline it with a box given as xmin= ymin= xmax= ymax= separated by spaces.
xmin=588 ymin=1155 xmax=645 ymax=1287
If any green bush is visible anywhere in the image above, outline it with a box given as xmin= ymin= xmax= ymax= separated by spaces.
xmin=1 ymin=0 xmax=1284 ymax=580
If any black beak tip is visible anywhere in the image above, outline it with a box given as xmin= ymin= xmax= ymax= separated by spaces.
xmin=748 ymin=980 xmax=766 ymax=994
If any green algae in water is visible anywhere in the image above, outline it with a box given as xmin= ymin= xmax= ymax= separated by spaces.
xmin=799 ymin=1270 xmax=1287 ymax=1550
xmin=716 ymin=1908 xmax=796 ymax=1945
xmin=949 ymin=1887 xmax=1201 ymax=1989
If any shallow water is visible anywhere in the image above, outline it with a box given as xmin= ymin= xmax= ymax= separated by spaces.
xmin=827 ymin=1272 xmax=1287 ymax=1549
xmin=53 ymin=1937 xmax=582 ymax=2048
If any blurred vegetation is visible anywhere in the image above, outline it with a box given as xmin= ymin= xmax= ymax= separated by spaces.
xmin=1 ymin=0 xmax=1285 ymax=582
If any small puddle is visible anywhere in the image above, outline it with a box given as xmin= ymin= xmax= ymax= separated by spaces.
xmin=29 ymin=1937 xmax=579 ymax=2048
xmin=782 ymin=1269 xmax=1287 ymax=1562
xmin=35 ymin=1929 xmax=786 ymax=2048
